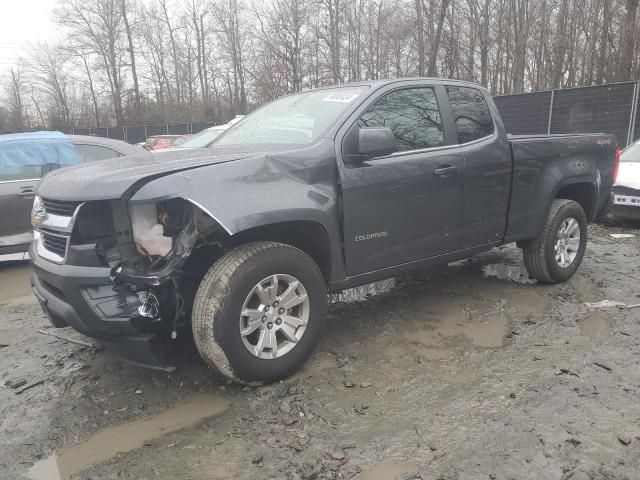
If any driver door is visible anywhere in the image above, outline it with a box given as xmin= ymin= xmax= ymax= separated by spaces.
xmin=339 ymin=85 xmax=465 ymax=276
xmin=0 ymin=165 xmax=42 ymax=251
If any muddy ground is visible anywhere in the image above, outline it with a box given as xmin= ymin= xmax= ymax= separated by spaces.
xmin=1 ymin=220 xmax=639 ymax=480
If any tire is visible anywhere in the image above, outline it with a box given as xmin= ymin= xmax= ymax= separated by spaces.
xmin=522 ymin=199 xmax=588 ymax=283
xmin=192 ymin=241 xmax=327 ymax=384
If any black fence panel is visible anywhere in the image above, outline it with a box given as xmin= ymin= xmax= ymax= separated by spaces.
xmin=494 ymin=91 xmax=552 ymax=135
xmin=93 ymin=127 xmax=109 ymax=138
xmin=145 ymin=125 xmax=167 ymax=137
xmin=550 ymin=82 xmax=635 ymax=146
xmin=191 ymin=122 xmax=210 ymax=134
xmin=73 ymin=128 xmax=91 ymax=136
xmin=167 ymin=123 xmax=189 ymax=135
xmin=107 ymin=127 xmax=125 ymax=141
xmin=127 ymin=126 xmax=147 ymax=144
xmin=634 ymin=97 xmax=640 ymax=143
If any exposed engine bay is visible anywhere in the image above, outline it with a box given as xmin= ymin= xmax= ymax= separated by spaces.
xmin=70 ymin=198 xmax=225 ymax=343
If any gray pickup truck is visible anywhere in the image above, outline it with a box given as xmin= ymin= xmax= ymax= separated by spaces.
xmin=30 ymin=79 xmax=618 ymax=384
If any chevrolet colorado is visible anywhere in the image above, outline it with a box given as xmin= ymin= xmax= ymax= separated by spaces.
xmin=30 ymin=79 xmax=618 ymax=384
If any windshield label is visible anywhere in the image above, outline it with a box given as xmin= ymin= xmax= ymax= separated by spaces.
xmin=323 ymin=92 xmax=360 ymax=103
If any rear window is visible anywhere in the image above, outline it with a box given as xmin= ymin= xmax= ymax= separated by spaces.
xmin=446 ymin=86 xmax=494 ymax=144
xmin=73 ymin=144 xmax=121 ymax=162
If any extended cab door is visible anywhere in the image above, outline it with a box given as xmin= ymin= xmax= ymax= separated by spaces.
xmin=445 ymin=85 xmax=513 ymax=248
xmin=339 ymin=84 xmax=465 ymax=276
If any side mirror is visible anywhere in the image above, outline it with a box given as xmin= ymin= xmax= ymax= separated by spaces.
xmin=349 ymin=127 xmax=396 ymax=163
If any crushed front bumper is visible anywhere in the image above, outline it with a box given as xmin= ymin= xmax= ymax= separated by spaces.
xmin=30 ymin=244 xmax=176 ymax=372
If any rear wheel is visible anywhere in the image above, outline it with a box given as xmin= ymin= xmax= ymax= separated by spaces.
xmin=522 ymin=199 xmax=588 ymax=283
xmin=192 ymin=241 xmax=327 ymax=384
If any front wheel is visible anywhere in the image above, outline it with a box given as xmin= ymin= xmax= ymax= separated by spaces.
xmin=192 ymin=241 xmax=327 ymax=384
xmin=522 ymin=199 xmax=588 ymax=283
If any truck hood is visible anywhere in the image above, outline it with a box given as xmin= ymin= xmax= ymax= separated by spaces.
xmin=615 ymin=162 xmax=640 ymax=190
xmin=37 ymin=148 xmax=254 ymax=201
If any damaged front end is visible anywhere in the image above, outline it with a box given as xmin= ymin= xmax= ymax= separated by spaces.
xmin=108 ymin=199 xmax=223 ymax=339
xmin=31 ymin=195 xmax=225 ymax=372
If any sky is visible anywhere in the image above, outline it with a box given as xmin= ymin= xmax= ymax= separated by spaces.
xmin=0 ymin=0 xmax=57 ymax=75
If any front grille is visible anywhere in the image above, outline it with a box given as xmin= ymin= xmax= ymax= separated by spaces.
xmin=41 ymin=198 xmax=81 ymax=216
xmin=41 ymin=232 xmax=68 ymax=257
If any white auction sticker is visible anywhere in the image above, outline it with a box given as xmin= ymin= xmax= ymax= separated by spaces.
xmin=323 ymin=92 xmax=360 ymax=103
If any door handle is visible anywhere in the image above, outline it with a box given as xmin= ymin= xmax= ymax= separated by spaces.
xmin=433 ymin=165 xmax=460 ymax=177
xmin=18 ymin=187 xmax=35 ymax=198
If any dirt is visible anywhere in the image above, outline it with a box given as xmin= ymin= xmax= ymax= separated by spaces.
xmin=1 ymin=219 xmax=640 ymax=480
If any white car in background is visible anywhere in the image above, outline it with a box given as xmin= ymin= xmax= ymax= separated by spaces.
xmin=609 ymin=140 xmax=640 ymax=220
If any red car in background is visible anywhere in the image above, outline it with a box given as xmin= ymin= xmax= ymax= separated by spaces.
xmin=143 ymin=134 xmax=188 ymax=150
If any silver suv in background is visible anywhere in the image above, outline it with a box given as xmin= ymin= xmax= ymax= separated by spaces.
xmin=0 ymin=132 xmax=143 ymax=259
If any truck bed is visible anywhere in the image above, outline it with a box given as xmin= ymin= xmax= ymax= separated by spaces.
xmin=505 ymin=132 xmax=616 ymax=242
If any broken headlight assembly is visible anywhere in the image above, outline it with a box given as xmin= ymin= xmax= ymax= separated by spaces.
xmin=129 ymin=202 xmax=173 ymax=257
xmin=112 ymin=199 xmax=219 ymax=287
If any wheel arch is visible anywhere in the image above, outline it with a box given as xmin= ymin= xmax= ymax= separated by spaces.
xmin=554 ymin=181 xmax=598 ymax=222
xmin=225 ymin=220 xmax=333 ymax=282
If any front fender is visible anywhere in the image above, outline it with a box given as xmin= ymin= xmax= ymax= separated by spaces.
xmin=129 ymin=146 xmax=347 ymax=282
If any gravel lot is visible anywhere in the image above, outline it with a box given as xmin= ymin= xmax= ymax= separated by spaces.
xmin=1 ymin=219 xmax=639 ymax=480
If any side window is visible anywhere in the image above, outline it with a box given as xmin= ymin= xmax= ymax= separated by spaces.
xmin=0 ymin=165 xmax=43 ymax=182
xmin=446 ymin=86 xmax=494 ymax=144
xmin=359 ymin=87 xmax=445 ymax=152
xmin=73 ymin=144 xmax=121 ymax=163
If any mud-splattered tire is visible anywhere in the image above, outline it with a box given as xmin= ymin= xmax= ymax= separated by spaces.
xmin=522 ymin=199 xmax=588 ymax=283
xmin=192 ymin=241 xmax=327 ymax=384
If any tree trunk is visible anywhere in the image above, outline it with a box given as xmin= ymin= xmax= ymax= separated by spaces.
xmin=511 ymin=0 xmax=528 ymax=93
xmin=416 ymin=0 xmax=425 ymax=76
xmin=551 ymin=0 xmax=569 ymax=89
xmin=81 ymin=55 xmax=100 ymax=127
xmin=618 ymin=0 xmax=639 ymax=81
xmin=427 ymin=0 xmax=450 ymax=76
xmin=596 ymin=0 xmax=611 ymax=83
xmin=121 ymin=0 xmax=140 ymax=115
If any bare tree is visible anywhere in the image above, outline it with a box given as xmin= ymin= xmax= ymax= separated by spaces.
xmin=56 ymin=0 xmax=127 ymax=125
xmin=121 ymin=0 xmax=141 ymax=116
xmin=27 ymin=44 xmax=73 ymax=127
xmin=5 ymin=67 xmax=28 ymax=130
xmin=617 ymin=0 xmax=639 ymax=80
xmin=1 ymin=0 xmax=639 ymax=132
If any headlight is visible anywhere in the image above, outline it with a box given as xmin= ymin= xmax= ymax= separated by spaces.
xmin=31 ymin=195 xmax=44 ymax=227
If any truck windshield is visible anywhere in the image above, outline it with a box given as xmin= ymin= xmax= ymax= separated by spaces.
xmin=621 ymin=142 xmax=640 ymax=162
xmin=175 ymin=128 xmax=225 ymax=148
xmin=212 ymin=87 xmax=368 ymax=146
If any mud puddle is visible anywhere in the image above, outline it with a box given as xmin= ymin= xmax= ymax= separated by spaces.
xmin=356 ymin=460 xmax=420 ymax=479
xmin=405 ymin=295 xmax=509 ymax=349
xmin=580 ymin=312 xmax=611 ymax=339
xmin=0 ymin=261 xmax=33 ymax=304
xmin=410 ymin=313 xmax=509 ymax=349
xmin=26 ymin=394 xmax=230 ymax=480
xmin=0 ymin=327 xmax=22 ymax=346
